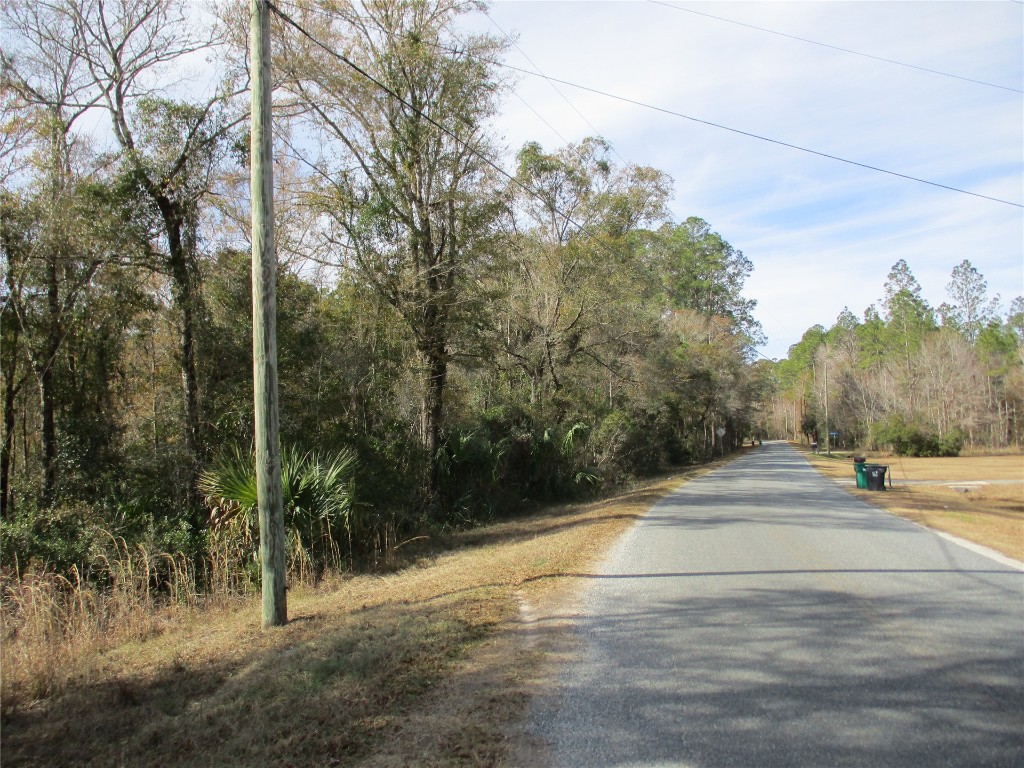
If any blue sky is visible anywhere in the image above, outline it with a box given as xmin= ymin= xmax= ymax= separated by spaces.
xmin=459 ymin=0 xmax=1024 ymax=359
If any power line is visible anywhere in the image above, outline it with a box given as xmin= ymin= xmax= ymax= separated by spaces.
xmin=494 ymin=61 xmax=1023 ymax=210
xmin=508 ymin=89 xmax=573 ymax=147
xmin=483 ymin=9 xmax=628 ymax=165
xmin=274 ymin=0 xmax=572 ymax=146
xmin=267 ymin=2 xmax=1022 ymax=362
xmin=267 ymin=1 xmax=776 ymax=357
xmin=273 ymin=0 xmax=1021 ymax=209
xmin=418 ymin=32 xmax=1021 ymax=209
xmin=265 ymin=2 xmax=602 ymax=249
xmin=648 ymin=0 xmax=1024 ymax=95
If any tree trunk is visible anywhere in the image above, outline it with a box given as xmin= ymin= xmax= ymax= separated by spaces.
xmin=420 ymin=340 xmax=448 ymax=514
xmin=1 ymin=352 xmax=17 ymax=519
xmin=176 ymin=272 xmax=202 ymax=460
xmin=158 ymin=198 xmax=204 ymax=508
xmin=40 ymin=252 xmax=60 ymax=507
xmin=2 ymin=279 xmax=21 ymax=518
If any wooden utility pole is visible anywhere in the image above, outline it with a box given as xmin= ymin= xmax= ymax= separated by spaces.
xmin=250 ymin=0 xmax=287 ymax=628
xmin=823 ymin=351 xmax=829 ymax=456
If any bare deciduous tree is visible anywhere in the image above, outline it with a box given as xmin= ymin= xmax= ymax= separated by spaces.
xmin=278 ymin=0 xmax=506 ymax=513
xmin=69 ymin=0 xmax=246 ymax=503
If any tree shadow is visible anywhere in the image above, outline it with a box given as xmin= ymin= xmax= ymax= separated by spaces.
xmin=1 ymin=595 xmax=503 ymax=767
xmin=529 ymin=581 xmax=1024 ymax=767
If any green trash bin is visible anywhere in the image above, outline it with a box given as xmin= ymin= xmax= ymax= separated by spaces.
xmin=853 ymin=457 xmax=867 ymax=489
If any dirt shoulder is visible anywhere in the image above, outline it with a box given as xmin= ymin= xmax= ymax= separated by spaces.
xmin=799 ymin=444 xmax=1023 ymax=562
xmin=2 ymin=462 xmax=721 ymax=768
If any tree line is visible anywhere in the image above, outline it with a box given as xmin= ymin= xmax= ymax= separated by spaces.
xmin=768 ymin=258 xmax=1023 ymax=455
xmin=1 ymin=0 xmax=767 ymax=583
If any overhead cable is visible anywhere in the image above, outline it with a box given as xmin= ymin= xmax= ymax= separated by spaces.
xmin=266 ymin=1 xmax=777 ymax=357
xmin=648 ymin=0 xmax=1024 ymax=95
xmin=494 ymin=61 xmax=1023 ymax=209
xmin=483 ymin=9 xmax=628 ymax=164
xmin=271 ymin=0 xmax=1021 ymax=208
xmin=265 ymin=2 xmax=600 ymax=246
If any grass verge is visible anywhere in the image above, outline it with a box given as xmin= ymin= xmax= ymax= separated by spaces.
xmin=1 ymin=463 xmax=716 ymax=767
xmin=800 ymin=445 xmax=1023 ymax=561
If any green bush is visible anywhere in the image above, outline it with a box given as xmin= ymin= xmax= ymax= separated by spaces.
xmin=590 ymin=405 xmax=691 ymax=481
xmin=939 ymin=428 xmax=966 ymax=457
xmin=434 ymin=411 xmax=604 ymax=526
xmin=0 ymin=503 xmax=107 ymax=576
xmin=435 ymin=427 xmax=511 ymax=525
xmin=873 ymin=417 xmax=963 ymax=457
xmin=198 ymin=445 xmax=361 ymax=573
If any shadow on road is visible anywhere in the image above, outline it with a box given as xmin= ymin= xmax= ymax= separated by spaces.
xmin=534 ymin=583 xmax=1024 ymax=767
xmin=529 ymin=442 xmax=1024 ymax=767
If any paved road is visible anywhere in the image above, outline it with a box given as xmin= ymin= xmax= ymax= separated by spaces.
xmin=529 ymin=441 xmax=1024 ymax=767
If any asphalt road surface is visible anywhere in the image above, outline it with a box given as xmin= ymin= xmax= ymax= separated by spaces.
xmin=529 ymin=441 xmax=1023 ymax=767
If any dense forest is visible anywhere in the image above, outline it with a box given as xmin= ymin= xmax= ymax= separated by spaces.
xmin=2 ymin=0 xmax=1021 ymax=597
xmin=1 ymin=0 xmax=774 ymax=586
xmin=768 ymin=259 xmax=1023 ymax=456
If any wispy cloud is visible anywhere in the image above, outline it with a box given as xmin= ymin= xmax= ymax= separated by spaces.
xmin=470 ymin=0 xmax=1023 ymax=358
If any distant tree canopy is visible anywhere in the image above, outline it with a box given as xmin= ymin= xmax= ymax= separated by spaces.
xmin=767 ymin=258 xmax=1023 ymax=454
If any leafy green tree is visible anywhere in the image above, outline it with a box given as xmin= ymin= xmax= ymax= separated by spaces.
xmin=939 ymin=259 xmax=1000 ymax=343
xmin=496 ymin=138 xmax=670 ymax=413
xmin=1 ymin=176 xmax=154 ymax=510
xmin=855 ymin=304 xmax=885 ymax=366
xmin=657 ymin=216 xmax=763 ymax=345
xmin=0 ymin=1 xmax=112 ymax=508
xmin=975 ymin=320 xmax=1022 ymax=445
xmin=882 ymin=259 xmax=936 ymax=352
xmin=977 ymin=322 xmax=1020 ymax=374
xmin=768 ymin=263 xmax=1022 ymax=450
xmin=0 ymin=191 xmax=36 ymax=516
xmin=828 ymin=307 xmax=860 ymax=343
xmin=774 ymin=325 xmax=825 ymax=442
xmin=73 ymin=0 xmax=243 ymax=508
xmin=776 ymin=325 xmax=825 ymax=390
xmin=880 ymin=260 xmax=936 ymax=414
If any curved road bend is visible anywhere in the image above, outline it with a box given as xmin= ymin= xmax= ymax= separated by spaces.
xmin=529 ymin=441 xmax=1023 ymax=767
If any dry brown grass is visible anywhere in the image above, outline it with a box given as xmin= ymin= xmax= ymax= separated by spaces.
xmin=0 ymin=466 xmax=708 ymax=768
xmin=1 ymin=540 xmax=203 ymax=709
xmin=881 ymin=454 xmax=1023 ymax=483
xmin=801 ymin=446 xmax=1024 ymax=561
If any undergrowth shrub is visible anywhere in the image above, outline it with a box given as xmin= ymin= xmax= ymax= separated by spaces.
xmin=0 ymin=540 xmax=201 ymax=710
xmin=526 ymin=421 xmax=601 ymax=502
xmin=434 ymin=407 xmax=604 ymax=527
xmin=590 ymin=406 xmax=690 ymax=482
xmin=873 ymin=417 xmax=964 ymax=457
xmin=199 ymin=445 xmax=366 ymax=577
xmin=436 ymin=427 xmax=511 ymax=524
xmin=1 ymin=503 xmax=107 ymax=576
